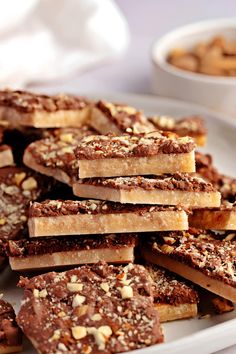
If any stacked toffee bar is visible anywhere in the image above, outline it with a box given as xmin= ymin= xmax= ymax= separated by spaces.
xmin=1 ymin=89 xmax=234 ymax=354
xmin=141 ymin=153 xmax=236 ymax=305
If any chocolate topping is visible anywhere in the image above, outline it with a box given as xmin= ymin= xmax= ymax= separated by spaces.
xmin=96 ymin=100 xmax=155 ymax=133
xmin=29 ymin=199 xmax=183 ymax=218
xmin=144 ymin=229 xmax=236 ymax=288
xmin=0 ymin=167 xmax=53 ymax=240
xmin=80 ymin=173 xmax=215 ymax=192
xmin=196 ymin=152 xmax=236 ymax=202
xmin=8 ymin=234 xmax=138 ymax=258
xmin=0 ymin=299 xmax=22 ymax=347
xmin=17 ymin=262 xmax=162 ymax=353
xmin=145 ymin=264 xmax=198 ymax=305
xmin=75 ymin=133 xmax=196 ymax=160
xmin=149 ymin=115 xmax=206 ymax=137
xmin=0 ymin=90 xmax=89 ymax=113
xmin=26 ymin=126 xmax=96 ymax=179
xmin=0 ymin=144 xmax=12 ymax=153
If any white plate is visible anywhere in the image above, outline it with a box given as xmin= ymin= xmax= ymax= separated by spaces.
xmin=2 ymin=93 xmax=236 ymax=354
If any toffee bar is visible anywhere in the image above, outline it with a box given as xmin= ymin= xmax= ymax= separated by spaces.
xmin=17 ymin=262 xmax=163 ymax=353
xmin=196 ymin=151 xmax=236 ymax=202
xmin=73 ymin=174 xmax=221 ymax=208
xmin=0 ymin=167 xmax=53 ymax=240
xmin=189 ymin=204 xmax=236 ymax=230
xmin=149 ymin=115 xmax=207 ymax=146
xmin=8 ymin=234 xmax=137 ymax=271
xmin=0 ymin=145 xmax=14 ymax=168
xmin=75 ymin=133 xmax=196 ymax=178
xmin=28 ymin=200 xmax=188 ymax=237
xmin=146 ymin=264 xmax=198 ymax=322
xmin=0 ymin=90 xmax=91 ymax=128
xmin=141 ymin=230 xmax=236 ymax=302
xmin=90 ymin=100 xmax=155 ymax=134
xmin=0 ymin=299 xmax=22 ymax=354
xmin=23 ymin=126 xmax=96 ymax=185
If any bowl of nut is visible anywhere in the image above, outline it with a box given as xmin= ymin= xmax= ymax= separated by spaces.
xmin=151 ymin=18 xmax=236 ymax=118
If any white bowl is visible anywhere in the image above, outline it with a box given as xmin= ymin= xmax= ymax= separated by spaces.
xmin=151 ymin=19 xmax=236 ymax=118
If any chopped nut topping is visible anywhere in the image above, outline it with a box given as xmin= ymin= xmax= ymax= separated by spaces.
xmin=120 ymin=286 xmax=133 ymax=299
xmin=100 ymin=283 xmax=110 ymax=292
xmin=0 ymin=218 xmax=6 ymax=226
xmin=67 ymin=283 xmax=83 ymax=292
xmin=17 ymin=262 xmax=162 ymax=353
xmin=75 ymin=132 xmax=196 ymax=160
xmin=75 ymin=305 xmax=88 ymax=317
xmin=91 ymin=314 xmax=102 ymax=321
xmin=14 ymin=172 xmax=26 ymax=186
xmin=145 ymin=230 xmax=236 ymax=288
xmin=22 ymin=177 xmax=38 ymax=190
xmin=71 ymin=326 xmax=87 ymax=340
xmin=160 ymin=244 xmax=174 ymax=254
xmin=72 ymin=294 xmax=86 ymax=307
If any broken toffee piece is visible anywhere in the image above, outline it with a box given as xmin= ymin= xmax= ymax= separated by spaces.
xmin=23 ymin=126 xmax=96 ymax=185
xmin=0 ymin=90 xmax=91 ymax=128
xmin=8 ymin=234 xmax=137 ymax=271
xmin=17 ymin=262 xmax=163 ymax=353
xmin=28 ymin=199 xmax=188 ymax=237
xmin=149 ymin=115 xmax=207 ymax=146
xmin=196 ymin=151 xmax=236 ymax=202
xmin=0 ymin=167 xmax=52 ymax=240
xmin=90 ymin=100 xmax=155 ymax=134
xmin=146 ymin=264 xmax=198 ymax=322
xmin=75 ymin=133 xmax=196 ymax=178
xmin=0 ymin=298 xmax=22 ymax=354
xmin=0 ymin=145 xmax=14 ymax=168
xmin=73 ymin=174 xmax=220 ymax=208
xmin=141 ymin=229 xmax=236 ymax=302
xmin=189 ymin=202 xmax=236 ymax=230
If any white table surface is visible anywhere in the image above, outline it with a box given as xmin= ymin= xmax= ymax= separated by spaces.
xmin=29 ymin=1 xmax=236 ymax=353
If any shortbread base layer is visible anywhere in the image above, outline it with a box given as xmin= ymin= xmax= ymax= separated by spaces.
xmin=28 ymin=210 xmax=188 ymax=237
xmin=0 ymin=147 xmax=14 ymax=168
xmin=78 ymin=151 xmax=196 ymax=178
xmin=9 ymin=247 xmax=134 ymax=271
xmin=156 ymin=303 xmax=198 ymax=322
xmin=0 ymin=106 xmax=90 ymax=128
xmin=142 ymin=250 xmax=236 ymax=303
xmin=90 ymin=107 xmax=121 ymax=134
xmin=23 ymin=150 xmax=71 ymax=185
xmin=0 ymin=344 xmax=23 ymax=354
xmin=189 ymin=209 xmax=236 ymax=230
xmin=73 ymin=183 xmax=221 ymax=208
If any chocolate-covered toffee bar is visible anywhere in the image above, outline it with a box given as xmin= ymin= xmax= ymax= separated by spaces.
xmin=189 ymin=202 xmax=236 ymax=230
xmin=17 ymin=262 xmax=163 ymax=353
xmin=0 ymin=298 xmax=22 ymax=354
xmin=196 ymin=152 xmax=236 ymax=202
xmin=90 ymin=100 xmax=155 ymax=134
xmin=0 ymin=145 xmax=14 ymax=168
xmin=8 ymin=234 xmax=137 ymax=271
xmin=23 ymin=126 xmax=96 ymax=185
xmin=141 ymin=230 xmax=236 ymax=302
xmin=149 ymin=115 xmax=207 ymax=146
xmin=0 ymin=167 xmax=52 ymax=240
xmin=75 ymin=133 xmax=196 ymax=178
xmin=146 ymin=264 xmax=198 ymax=322
xmin=0 ymin=90 xmax=91 ymax=128
xmin=28 ymin=200 xmax=188 ymax=237
xmin=73 ymin=174 xmax=220 ymax=208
